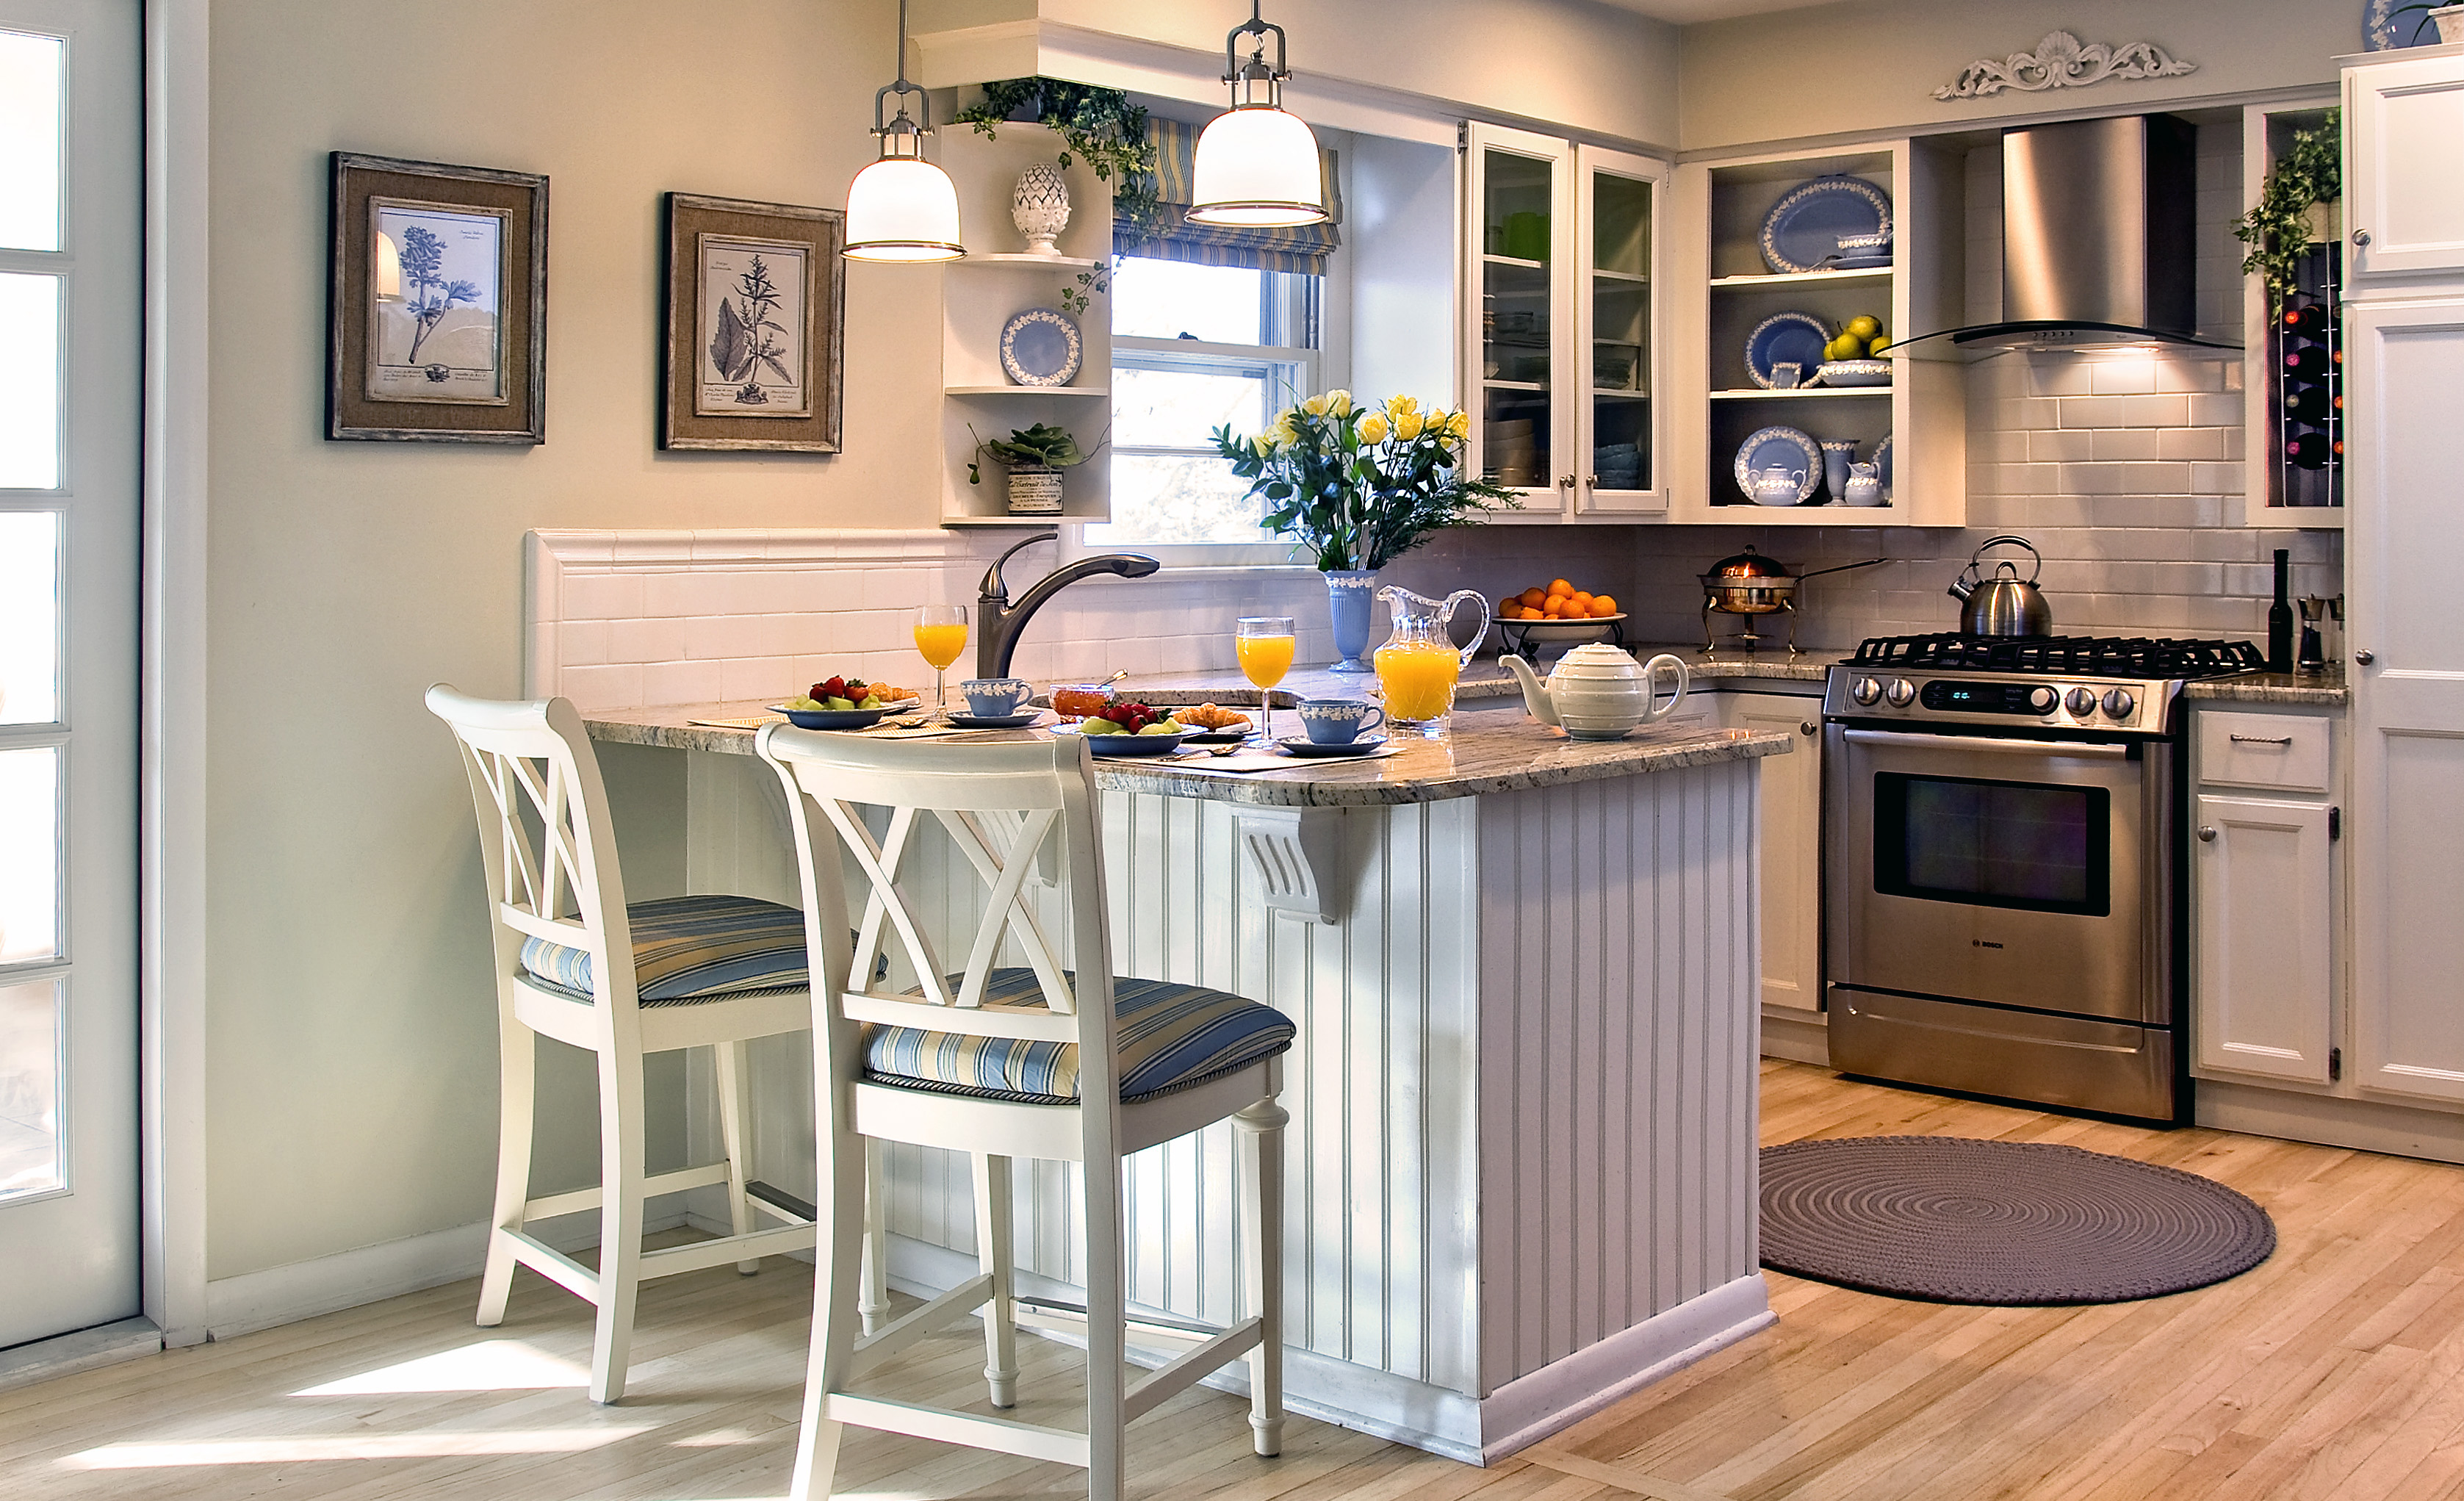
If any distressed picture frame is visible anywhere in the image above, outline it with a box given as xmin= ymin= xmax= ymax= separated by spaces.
xmin=660 ymin=192 xmax=846 ymax=453
xmin=327 ymin=152 xmax=548 ymax=444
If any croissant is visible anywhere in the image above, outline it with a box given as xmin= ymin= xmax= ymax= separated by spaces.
xmin=1178 ymin=702 xmax=1253 ymax=730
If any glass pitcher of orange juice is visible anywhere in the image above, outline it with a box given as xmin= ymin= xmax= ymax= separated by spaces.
xmin=1374 ymin=586 xmax=1490 ymax=738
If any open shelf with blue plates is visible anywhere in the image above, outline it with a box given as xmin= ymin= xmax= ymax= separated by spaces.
xmin=934 ymin=123 xmax=1114 ymax=528
xmin=1669 ymin=137 xmax=1967 ymax=525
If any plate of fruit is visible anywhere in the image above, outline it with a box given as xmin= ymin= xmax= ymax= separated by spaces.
xmin=1056 ymin=700 xmax=1188 ymax=755
xmin=774 ymin=675 xmax=923 ymax=730
xmin=1496 ymin=579 xmax=1624 ymax=641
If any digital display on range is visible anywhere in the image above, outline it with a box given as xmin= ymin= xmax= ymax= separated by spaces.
xmin=1919 ymin=680 xmax=2042 ymax=714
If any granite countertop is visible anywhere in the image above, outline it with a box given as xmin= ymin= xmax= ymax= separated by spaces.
xmin=582 ymin=700 xmax=1794 ymax=808
xmin=2186 ymin=664 xmax=2350 ymax=708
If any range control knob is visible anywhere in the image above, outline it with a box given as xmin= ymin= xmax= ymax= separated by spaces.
xmin=2065 ymin=686 xmax=2100 ymax=716
xmin=2103 ymin=688 xmax=2137 ymax=720
xmin=1885 ymin=678 xmax=1917 ymax=709
xmin=1851 ymin=676 xmax=1884 ymax=706
xmin=2027 ymin=685 xmax=2058 ymax=713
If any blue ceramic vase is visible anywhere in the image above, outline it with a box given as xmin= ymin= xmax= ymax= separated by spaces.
xmin=1325 ymin=569 xmax=1379 ymax=674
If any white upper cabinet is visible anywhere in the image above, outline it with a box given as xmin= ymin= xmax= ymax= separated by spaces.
xmin=1463 ymin=123 xmax=1669 ymax=522
xmin=2345 ymin=50 xmax=2464 ymax=283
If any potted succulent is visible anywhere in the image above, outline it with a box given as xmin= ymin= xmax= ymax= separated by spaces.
xmin=1213 ymin=392 xmax=1517 ymax=672
xmin=969 ymin=422 xmax=1099 ymax=517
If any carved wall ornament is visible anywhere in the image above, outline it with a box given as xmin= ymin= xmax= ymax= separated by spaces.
xmin=1934 ymin=30 xmax=2197 ymax=101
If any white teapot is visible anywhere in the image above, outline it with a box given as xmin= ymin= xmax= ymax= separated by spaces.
xmin=1503 ymin=644 xmax=1690 ymax=741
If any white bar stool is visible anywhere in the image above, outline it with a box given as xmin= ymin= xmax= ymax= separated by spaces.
xmin=756 ymin=726 xmax=1291 ymax=1501
xmin=428 ymin=686 xmax=818 ymax=1404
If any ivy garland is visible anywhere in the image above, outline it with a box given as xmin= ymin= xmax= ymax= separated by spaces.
xmin=2234 ymin=111 xmax=2341 ymax=313
xmin=954 ymin=79 xmax=1167 ymax=317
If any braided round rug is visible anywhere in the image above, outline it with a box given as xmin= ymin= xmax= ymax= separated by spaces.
xmin=1760 ymin=1136 xmax=2276 ymax=1306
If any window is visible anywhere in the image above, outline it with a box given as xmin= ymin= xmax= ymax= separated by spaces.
xmin=1082 ymin=257 xmax=1320 ymax=558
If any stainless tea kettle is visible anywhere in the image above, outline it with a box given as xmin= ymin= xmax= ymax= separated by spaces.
xmin=1948 ymin=536 xmax=2053 ymax=636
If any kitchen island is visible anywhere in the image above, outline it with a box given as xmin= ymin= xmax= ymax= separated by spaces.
xmin=585 ymin=702 xmax=1791 ymax=1462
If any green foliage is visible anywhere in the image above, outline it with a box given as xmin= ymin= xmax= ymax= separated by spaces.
xmin=953 ymin=79 xmax=1167 ymax=255
xmin=2236 ymin=112 xmax=2341 ymax=312
xmin=1211 ymin=394 xmax=1519 ymax=572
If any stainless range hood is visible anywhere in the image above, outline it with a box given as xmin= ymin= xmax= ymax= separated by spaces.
xmin=1903 ymin=114 xmax=2237 ymax=354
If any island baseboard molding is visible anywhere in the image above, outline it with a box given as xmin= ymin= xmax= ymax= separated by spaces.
xmin=884 ymin=1232 xmax=1772 ymax=1464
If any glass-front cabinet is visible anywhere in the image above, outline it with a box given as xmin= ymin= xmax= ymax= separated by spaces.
xmin=1464 ymin=123 xmax=1669 ymax=521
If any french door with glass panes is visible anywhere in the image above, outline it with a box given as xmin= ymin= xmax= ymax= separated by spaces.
xmin=0 ymin=0 xmax=142 ymax=1350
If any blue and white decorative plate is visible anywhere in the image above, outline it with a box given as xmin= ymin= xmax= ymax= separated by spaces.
xmin=1733 ymin=425 xmax=1823 ymax=504
xmin=1746 ymin=311 xmax=1834 ymax=388
xmin=2366 ymin=0 xmax=2448 ymax=48
xmin=999 ymin=307 xmax=1084 ymax=387
xmin=1759 ymin=176 xmax=1894 ymax=275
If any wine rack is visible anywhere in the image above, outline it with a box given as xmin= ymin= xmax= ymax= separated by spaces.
xmin=2271 ymin=242 xmax=2343 ymax=509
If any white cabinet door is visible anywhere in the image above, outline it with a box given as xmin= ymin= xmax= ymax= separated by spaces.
xmin=2347 ymin=298 xmax=2464 ymax=1104
xmin=2346 ymin=54 xmax=2464 ymax=281
xmin=1465 ymin=123 xmax=1572 ymax=522
xmin=1727 ymin=694 xmax=1823 ymax=1013
xmin=2192 ymin=796 xmax=2332 ymax=1085
xmin=1572 ymin=145 xmax=1668 ymax=516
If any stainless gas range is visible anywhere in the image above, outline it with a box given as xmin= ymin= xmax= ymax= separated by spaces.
xmin=1822 ymin=633 xmax=2265 ymax=1123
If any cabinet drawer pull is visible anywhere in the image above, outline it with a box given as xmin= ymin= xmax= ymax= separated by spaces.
xmin=2197 ymin=827 xmax=2217 ymax=842
xmin=2353 ymin=228 xmax=2373 ymax=248
xmin=1800 ymin=721 xmax=1818 ymax=736
xmin=2227 ymin=734 xmax=2294 ymax=746
xmin=2356 ymin=649 xmax=2376 ymax=665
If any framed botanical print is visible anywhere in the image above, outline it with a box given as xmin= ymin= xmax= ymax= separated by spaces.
xmin=660 ymin=193 xmax=846 ymax=452
xmin=326 ymin=152 xmax=548 ymax=443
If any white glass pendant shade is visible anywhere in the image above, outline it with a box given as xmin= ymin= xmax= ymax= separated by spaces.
xmin=845 ymin=153 xmax=965 ymax=262
xmin=1187 ymin=105 xmax=1325 ymax=228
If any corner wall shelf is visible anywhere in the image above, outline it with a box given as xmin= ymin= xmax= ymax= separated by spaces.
xmin=962 ymin=252 xmax=1104 ymax=270
xmin=945 ymin=384 xmax=1109 ymax=397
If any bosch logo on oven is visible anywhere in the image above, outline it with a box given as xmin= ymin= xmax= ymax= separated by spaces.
xmin=1973 ymin=939 xmax=2004 ymax=949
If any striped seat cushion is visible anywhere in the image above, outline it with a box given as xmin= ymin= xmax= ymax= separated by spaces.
xmin=519 ymin=893 xmax=807 ymax=1004
xmin=861 ymin=969 xmax=1293 ymax=1104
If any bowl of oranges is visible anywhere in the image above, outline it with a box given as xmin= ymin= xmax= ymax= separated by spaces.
xmin=1496 ymin=579 xmax=1624 ymax=653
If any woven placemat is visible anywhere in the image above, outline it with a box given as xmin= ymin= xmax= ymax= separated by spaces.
xmin=1760 ymin=1135 xmax=2276 ymax=1305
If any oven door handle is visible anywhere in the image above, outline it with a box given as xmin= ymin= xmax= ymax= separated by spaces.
xmin=1840 ymin=727 xmax=2132 ymax=759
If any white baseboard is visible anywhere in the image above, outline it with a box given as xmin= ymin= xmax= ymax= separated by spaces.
xmin=1761 ymin=1007 xmax=1831 ymax=1066
xmin=877 ymin=1234 xmax=1768 ymax=1465
xmin=0 ymin=1317 xmax=165 ymax=1394
xmin=2197 ymin=1079 xmax=2464 ymax=1165
xmin=1475 ymin=1272 xmax=1773 ymax=1462
xmin=201 ymin=1200 xmax=693 ymax=1342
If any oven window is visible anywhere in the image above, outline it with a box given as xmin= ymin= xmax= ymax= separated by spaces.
xmin=1872 ymin=772 xmax=2111 ymax=916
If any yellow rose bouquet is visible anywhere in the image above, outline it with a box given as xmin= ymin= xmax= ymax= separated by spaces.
xmin=1211 ymin=391 xmax=1515 ymax=571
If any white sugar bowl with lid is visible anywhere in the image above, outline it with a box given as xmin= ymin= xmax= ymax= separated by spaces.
xmin=1502 ymin=644 xmax=1690 ymax=741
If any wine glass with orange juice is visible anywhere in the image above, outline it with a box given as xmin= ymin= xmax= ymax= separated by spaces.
xmin=914 ymin=605 xmax=968 ymax=714
xmin=1235 ymin=616 xmax=1296 ymax=743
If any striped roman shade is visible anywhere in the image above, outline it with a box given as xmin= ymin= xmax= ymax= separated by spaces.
xmin=1125 ymin=116 xmax=1342 ymax=274
xmin=861 ymin=969 xmax=1294 ymax=1104
xmin=520 ymin=893 xmax=807 ymax=1004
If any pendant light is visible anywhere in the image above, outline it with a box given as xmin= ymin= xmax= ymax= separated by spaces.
xmin=843 ymin=0 xmax=965 ymax=262
xmin=1187 ymin=0 xmax=1327 ymax=228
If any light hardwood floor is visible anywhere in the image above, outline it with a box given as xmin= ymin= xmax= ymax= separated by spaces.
xmin=14 ymin=1060 xmax=2464 ymax=1500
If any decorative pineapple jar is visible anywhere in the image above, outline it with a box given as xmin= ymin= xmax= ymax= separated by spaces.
xmin=1012 ymin=163 xmax=1071 ymax=256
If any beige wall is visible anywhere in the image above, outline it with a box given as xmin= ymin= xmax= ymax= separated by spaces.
xmin=1680 ymin=0 xmax=2350 ymax=151
xmin=1034 ymin=0 xmax=1684 ymax=148
xmin=201 ymin=0 xmax=944 ymax=1280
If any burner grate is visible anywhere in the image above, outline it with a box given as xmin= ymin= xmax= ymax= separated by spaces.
xmin=1848 ymin=634 xmax=2267 ymax=679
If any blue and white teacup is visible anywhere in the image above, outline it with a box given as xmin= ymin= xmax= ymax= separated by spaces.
xmin=1297 ymin=697 xmax=1387 ymax=744
xmin=959 ymin=678 xmax=1034 ymax=717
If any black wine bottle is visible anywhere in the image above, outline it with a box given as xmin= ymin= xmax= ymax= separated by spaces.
xmin=2283 ymin=385 xmax=2332 ymax=420
xmin=2286 ymin=433 xmax=2341 ymax=469
xmin=2284 ymin=345 xmax=2338 ymax=377
xmin=2269 ymin=550 xmax=2294 ymax=674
